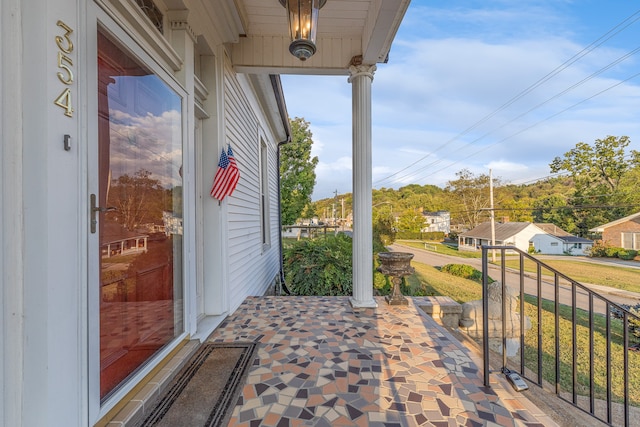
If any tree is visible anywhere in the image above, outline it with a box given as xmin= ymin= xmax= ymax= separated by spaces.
xmin=549 ymin=136 xmax=638 ymax=195
xmin=445 ymin=169 xmax=497 ymax=229
xmin=549 ymin=135 xmax=640 ymax=232
xmin=108 ymin=169 xmax=165 ymax=230
xmin=532 ymin=194 xmax=576 ymax=233
xmin=498 ymin=197 xmax=533 ymax=222
xmin=397 ymin=209 xmax=425 ymax=233
xmin=280 ymin=117 xmax=319 ymax=225
xmin=373 ymin=208 xmax=396 ymax=245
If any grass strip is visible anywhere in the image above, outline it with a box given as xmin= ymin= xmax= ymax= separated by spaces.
xmin=396 ymin=240 xmax=483 ymax=258
xmin=522 ymin=294 xmax=640 ymax=406
xmin=407 ymin=260 xmax=640 ymax=406
xmin=499 ymin=258 xmax=640 ymax=294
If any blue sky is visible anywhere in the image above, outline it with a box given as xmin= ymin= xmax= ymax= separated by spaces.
xmin=281 ymin=1 xmax=640 ymax=201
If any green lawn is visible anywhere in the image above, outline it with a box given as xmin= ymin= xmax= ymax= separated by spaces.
xmin=521 ymin=294 xmax=640 ymax=406
xmin=396 ymin=239 xmax=640 ymax=295
xmin=403 ymin=262 xmax=483 ymax=303
xmin=396 ymin=240 xmax=483 ymax=258
xmin=407 ymin=259 xmax=640 ymax=406
xmin=499 ymin=258 xmax=640 ymax=294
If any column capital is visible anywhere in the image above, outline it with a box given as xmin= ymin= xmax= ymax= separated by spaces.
xmin=348 ymin=56 xmax=376 ymax=83
xmin=167 ymin=10 xmax=197 ymax=43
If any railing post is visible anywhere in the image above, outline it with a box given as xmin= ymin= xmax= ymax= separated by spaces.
xmin=477 ymin=245 xmax=637 ymax=426
xmin=501 ymin=248 xmax=507 ymax=370
xmin=606 ymin=301 xmax=612 ymax=425
xmin=572 ymin=283 xmax=577 ymax=404
xmin=588 ymin=294 xmax=594 ymax=415
xmin=624 ymin=311 xmax=629 ymax=427
xmin=519 ymin=253 xmax=525 ymax=375
xmin=554 ymin=274 xmax=560 ymax=395
xmin=482 ymin=246 xmax=490 ymax=387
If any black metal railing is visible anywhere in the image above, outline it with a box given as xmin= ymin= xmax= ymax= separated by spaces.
xmin=480 ymin=246 xmax=640 ymax=427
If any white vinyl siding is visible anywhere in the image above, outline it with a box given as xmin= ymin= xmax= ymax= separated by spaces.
xmin=530 ymin=234 xmax=592 ymax=256
xmin=530 ymin=234 xmax=564 ymax=255
xmin=223 ymin=59 xmax=279 ymax=310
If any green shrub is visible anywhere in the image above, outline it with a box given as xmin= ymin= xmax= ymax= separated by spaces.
xmin=587 ymin=240 xmax=609 ymax=257
xmin=372 ymin=231 xmax=388 ymax=254
xmin=395 ymin=231 xmax=445 ymax=241
xmin=605 ymin=246 xmax=624 ymax=258
xmin=618 ymin=249 xmax=638 ymax=260
xmin=440 ymin=263 xmax=485 ymax=283
xmin=589 ymin=240 xmax=628 ymax=258
xmin=284 ymin=234 xmax=354 ymax=296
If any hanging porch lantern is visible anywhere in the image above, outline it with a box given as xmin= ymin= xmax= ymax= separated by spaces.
xmin=278 ymin=0 xmax=327 ymax=61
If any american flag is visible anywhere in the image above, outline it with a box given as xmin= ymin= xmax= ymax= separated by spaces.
xmin=210 ymin=145 xmax=239 ymax=201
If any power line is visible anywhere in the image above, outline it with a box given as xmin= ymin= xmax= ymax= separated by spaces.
xmin=404 ymin=69 xmax=640 ymax=183
xmin=386 ymin=55 xmax=640 ymax=185
xmin=508 ymin=172 xmax=569 ymax=186
xmin=507 ymin=151 xmax=637 ymax=186
xmin=374 ymin=8 xmax=640 ymax=187
xmin=448 ymin=204 xmax=640 ymax=216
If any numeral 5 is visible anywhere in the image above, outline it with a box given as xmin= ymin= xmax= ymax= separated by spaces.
xmin=57 ymin=51 xmax=74 ymax=85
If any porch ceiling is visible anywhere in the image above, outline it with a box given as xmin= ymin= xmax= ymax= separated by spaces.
xmin=229 ymin=0 xmax=411 ymax=75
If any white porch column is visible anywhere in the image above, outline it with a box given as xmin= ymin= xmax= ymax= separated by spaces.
xmin=168 ymin=9 xmax=198 ymax=333
xmin=349 ymin=61 xmax=377 ymax=308
xmin=2 ymin=0 xmax=24 ymax=424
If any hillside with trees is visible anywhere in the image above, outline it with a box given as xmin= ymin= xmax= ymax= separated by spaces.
xmin=308 ymin=136 xmax=640 ymax=237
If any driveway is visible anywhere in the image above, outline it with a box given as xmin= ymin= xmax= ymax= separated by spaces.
xmin=389 ymin=243 xmax=640 ymax=309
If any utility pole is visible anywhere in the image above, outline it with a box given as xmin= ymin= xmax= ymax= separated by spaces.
xmin=333 ymin=189 xmax=338 ymax=226
xmin=332 ymin=203 xmax=336 ymax=225
xmin=489 ymin=169 xmax=496 ymax=263
xmin=341 ymin=198 xmax=345 ymax=229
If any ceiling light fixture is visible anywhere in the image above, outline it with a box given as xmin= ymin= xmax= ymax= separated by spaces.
xmin=278 ymin=0 xmax=327 ymax=61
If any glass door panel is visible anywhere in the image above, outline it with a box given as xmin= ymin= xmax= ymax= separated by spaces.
xmin=97 ymin=30 xmax=183 ymax=400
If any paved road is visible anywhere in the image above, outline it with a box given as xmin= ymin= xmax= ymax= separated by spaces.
xmin=389 ymin=243 xmax=640 ymax=311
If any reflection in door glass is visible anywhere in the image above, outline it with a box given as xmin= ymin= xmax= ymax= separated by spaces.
xmin=97 ymin=30 xmax=183 ymax=400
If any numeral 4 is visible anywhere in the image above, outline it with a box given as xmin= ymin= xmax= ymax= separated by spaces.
xmin=54 ymin=88 xmax=73 ymax=117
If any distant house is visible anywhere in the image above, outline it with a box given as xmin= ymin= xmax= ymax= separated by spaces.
xmin=459 ymin=222 xmax=544 ymax=252
xmin=421 ymin=210 xmax=451 ymax=234
xmin=589 ymin=211 xmax=640 ymax=250
xmin=460 ymin=221 xmax=593 ymax=255
xmin=101 ymin=220 xmax=148 ymax=258
xmin=530 ymin=223 xmax=593 ymax=256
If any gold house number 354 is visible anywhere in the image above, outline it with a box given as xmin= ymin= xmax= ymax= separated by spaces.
xmin=53 ymin=20 xmax=74 ymax=118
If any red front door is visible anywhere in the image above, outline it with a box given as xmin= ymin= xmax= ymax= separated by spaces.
xmin=97 ymin=29 xmax=184 ymax=400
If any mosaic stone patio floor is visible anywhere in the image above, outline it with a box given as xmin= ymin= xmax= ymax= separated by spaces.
xmin=208 ymin=296 xmax=557 ymax=427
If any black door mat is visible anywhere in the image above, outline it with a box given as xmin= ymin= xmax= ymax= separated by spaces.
xmin=138 ymin=342 xmax=258 ymax=427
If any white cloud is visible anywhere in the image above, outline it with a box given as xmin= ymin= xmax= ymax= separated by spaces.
xmin=282 ymin=0 xmax=640 ymax=200
xmin=108 ymin=108 xmax=183 ymax=188
xmin=316 ymin=156 xmax=352 ymax=173
xmin=484 ymin=160 xmax=528 ymax=172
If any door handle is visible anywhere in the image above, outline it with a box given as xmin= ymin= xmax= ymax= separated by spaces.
xmin=90 ymin=193 xmax=116 ymax=233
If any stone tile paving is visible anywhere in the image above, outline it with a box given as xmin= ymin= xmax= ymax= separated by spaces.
xmin=208 ymin=296 xmax=557 ymax=427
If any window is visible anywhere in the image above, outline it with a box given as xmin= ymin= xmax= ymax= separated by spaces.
xmin=622 ymin=232 xmax=640 ymax=250
xmin=260 ymin=139 xmax=270 ymax=247
xmin=550 ymin=242 xmax=558 ymax=246
xmin=97 ymin=29 xmax=183 ymax=400
xmin=135 ymin=0 xmax=163 ymax=33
